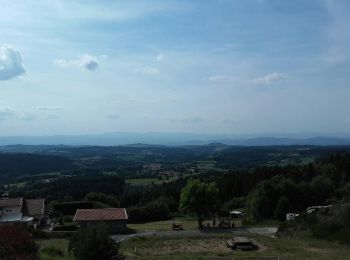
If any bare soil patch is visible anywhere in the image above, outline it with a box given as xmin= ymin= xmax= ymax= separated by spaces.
xmin=140 ymin=238 xmax=232 ymax=256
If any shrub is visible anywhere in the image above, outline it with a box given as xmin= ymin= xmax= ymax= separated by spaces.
xmin=85 ymin=192 xmax=120 ymax=207
xmin=128 ymin=200 xmax=169 ymax=223
xmin=41 ymin=246 xmax=64 ymax=257
xmin=53 ymin=225 xmax=78 ymax=232
xmin=54 ymin=201 xmax=93 ymax=215
xmin=0 ymin=225 xmax=38 ymax=260
xmin=69 ymin=224 xmax=124 ymax=260
xmin=64 ymin=216 xmax=73 ymax=223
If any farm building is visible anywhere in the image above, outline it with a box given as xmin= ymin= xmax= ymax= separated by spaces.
xmin=74 ymin=208 xmax=128 ymax=233
xmin=0 ymin=197 xmax=45 ymax=227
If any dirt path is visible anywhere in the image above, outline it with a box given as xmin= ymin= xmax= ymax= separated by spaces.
xmin=111 ymin=227 xmax=278 ymax=242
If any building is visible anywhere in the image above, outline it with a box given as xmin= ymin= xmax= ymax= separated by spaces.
xmin=74 ymin=208 xmax=128 ymax=233
xmin=23 ymin=198 xmax=46 ymax=226
xmin=286 ymin=213 xmax=299 ymax=221
xmin=0 ymin=197 xmax=45 ymax=226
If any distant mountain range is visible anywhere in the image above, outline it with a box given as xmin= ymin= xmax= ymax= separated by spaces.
xmin=1 ymin=132 xmax=350 ymax=146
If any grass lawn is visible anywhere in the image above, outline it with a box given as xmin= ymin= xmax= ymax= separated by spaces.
xmin=128 ymin=217 xmax=242 ymax=232
xmin=37 ymin=239 xmax=73 ymax=260
xmin=120 ymin=233 xmax=350 ymax=260
xmin=8 ymin=181 xmax=27 ymax=188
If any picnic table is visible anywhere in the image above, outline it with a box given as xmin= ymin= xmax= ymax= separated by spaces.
xmin=227 ymin=237 xmax=257 ymax=251
xmin=171 ymin=222 xmax=183 ymax=231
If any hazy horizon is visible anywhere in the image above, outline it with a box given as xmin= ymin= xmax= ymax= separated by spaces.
xmin=1 ymin=0 xmax=350 ymax=136
xmin=1 ymin=131 xmax=350 ymax=147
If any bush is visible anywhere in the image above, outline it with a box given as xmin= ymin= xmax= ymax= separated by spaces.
xmin=29 ymin=228 xmax=50 ymax=239
xmin=222 ymin=197 xmax=246 ymax=212
xmin=128 ymin=200 xmax=169 ymax=223
xmin=308 ymin=205 xmax=350 ymax=243
xmin=85 ymin=192 xmax=120 ymax=207
xmin=274 ymin=196 xmax=291 ymax=221
xmin=69 ymin=224 xmax=124 ymax=260
xmin=310 ymin=222 xmax=342 ymax=239
xmin=54 ymin=201 xmax=93 ymax=215
xmin=53 ymin=225 xmax=78 ymax=231
xmin=64 ymin=216 xmax=73 ymax=223
xmin=41 ymin=246 xmax=64 ymax=257
xmin=0 ymin=225 xmax=38 ymax=260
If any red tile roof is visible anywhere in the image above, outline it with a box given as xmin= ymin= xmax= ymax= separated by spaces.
xmin=74 ymin=208 xmax=128 ymax=221
xmin=0 ymin=197 xmax=23 ymax=207
xmin=23 ymin=199 xmax=45 ymax=216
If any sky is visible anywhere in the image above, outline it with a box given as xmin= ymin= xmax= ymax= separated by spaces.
xmin=0 ymin=0 xmax=350 ymax=136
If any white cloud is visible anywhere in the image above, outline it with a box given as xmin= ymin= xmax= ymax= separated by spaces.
xmin=0 ymin=45 xmax=25 ymax=80
xmin=108 ymin=114 xmax=120 ymax=119
xmin=135 ymin=66 xmax=160 ymax=75
xmin=0 ymin=108 xmax=37 ymax=121
xmin=324 ymin=0 xmax=350 ymax=64
xmin=54 ymin=54 xmax=99 ymax=71
xmin=212 ymin=43 xmax=238 ymax=53
xmin=171 ymin=116 xmax=204 ymax=124
xmin=156 ymin=53 xmax=165 ymax=62
xmin=252 ymin=72 xmax=286 ymax=85
xmin=99 ymin=54 xmax=109 ymax=59
xmin=222 ymin=118 xmax=240 ymax=124
xmin=17 ymin=113 xmax=37 ymax=121
xmin=208 ymin=75 xmax=235 ymax=82
xmin=46 ymin=114 xmax=60 ymax=120
xmin=188 ymin=116 xmax=203 ymax=123
xmin=0 ymin=108 xmax=16 ymax=120
xmin=37 ymin=106 xmax=64 ymax=111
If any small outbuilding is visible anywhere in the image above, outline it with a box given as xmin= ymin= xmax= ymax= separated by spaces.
xmin=74 ymin=208 xmax=128 ymax=233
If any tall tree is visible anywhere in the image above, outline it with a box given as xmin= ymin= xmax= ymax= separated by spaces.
xmin=179 ymin=179 xmax=219 ymax=228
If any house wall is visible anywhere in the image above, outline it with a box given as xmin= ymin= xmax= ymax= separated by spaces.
xmin=0 ymin=206 xmax=22 ymax=215
xmin=78 ymin=220 xmax=127 ymax=233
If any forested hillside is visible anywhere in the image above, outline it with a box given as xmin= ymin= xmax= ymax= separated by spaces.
xmin=0 ymin=154 xmax=74 ymax=182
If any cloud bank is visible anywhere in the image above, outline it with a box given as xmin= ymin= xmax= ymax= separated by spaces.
xmin=0 ymin=108 xmax=16 ymax=120
xmin=0 ymin=108 xmax=36 ymax=121
xmin=136 ymin=66 xmax=160 ymax=75
xmin=108 ymin=114 xmax=120 ymax=119
xmin=37 ymin=106 xmax=64 ymax=111
xmin=252 ymin=72 xmax=286 ymax=85
xmin=208 ymin=75 xmax=235 ymax=82
xmin=0 ymin=45 xmax=25 ymax=80
xmin=54 ymin=54 xmax=99 ymax=71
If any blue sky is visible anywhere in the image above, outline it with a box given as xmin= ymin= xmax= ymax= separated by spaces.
xmin=0 ymin=0 xmax=349 ymax=136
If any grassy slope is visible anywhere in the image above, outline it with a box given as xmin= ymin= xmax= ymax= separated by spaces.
xmin=120 ymin=233 xmax=350 ymax=260
xmin=37 ymin=223 xmax=350 ymax=260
